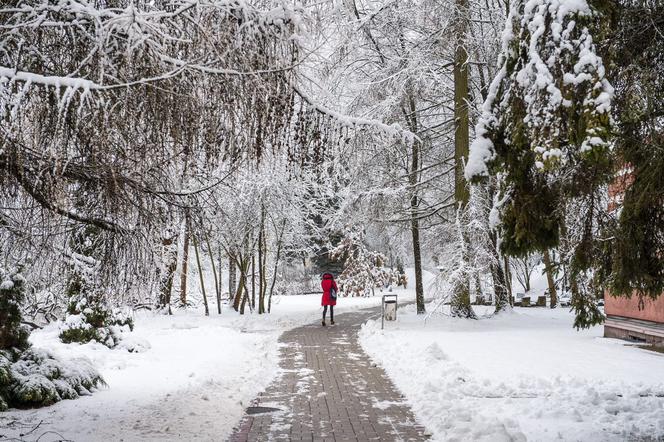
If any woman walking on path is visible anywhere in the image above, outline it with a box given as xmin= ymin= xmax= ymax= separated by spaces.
xmin=321 ymin=273 xmax=338 ymax=326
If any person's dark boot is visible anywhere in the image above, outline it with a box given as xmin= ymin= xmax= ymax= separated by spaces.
xmin=322 ymin=320 xmax=326 ymax=326
xmin=331 ymin=320 xmax=335 ymax=325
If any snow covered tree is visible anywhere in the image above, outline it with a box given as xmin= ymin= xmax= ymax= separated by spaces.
xmin=439 ymin=185 xmax=507 ymax=317
xmin=466 ymin=0 xmax=614 ymax=328
xmin=301 ymin=0 xmax=464 ymax=314
xmin=59 ymin=294 xmax=134 ymax=349
xmin=330 ymin=231 xmax=405 ymax=297
xmin=0 ymin=267 xmax=30 ymax=354
xmin=0 ymin=0 xmax=373 ymax=315
xmin=512 ymin=253 xmax=540 ymax=293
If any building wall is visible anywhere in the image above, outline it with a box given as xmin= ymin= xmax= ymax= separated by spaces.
xmin=604 ymin=165 xmax=664 ymax=342
xmin=605 ymin=293 xmax=664 ymax=324
xmin=604 ymin=324 xmax=664 ymax=344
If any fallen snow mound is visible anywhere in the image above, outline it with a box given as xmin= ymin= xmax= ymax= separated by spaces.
xmin=359 ymin=304 xmax=664 ymax=441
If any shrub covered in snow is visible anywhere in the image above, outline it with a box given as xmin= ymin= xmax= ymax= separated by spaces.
xmin=0 ymin=348 xmax=104 ymax=411
xmin=0 ymin=267 xmax=104 ymax=411
xmin=330 ymin=234 xmax=406 ymax=297
xmin=59 ymin=295 xmax=134 ymax=348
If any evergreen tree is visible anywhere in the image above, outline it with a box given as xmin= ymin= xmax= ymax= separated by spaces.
xmin=599 ymin=1 xmax=664 ymax=302
xmin=466 ymin=0 xmax=614 ymax=328
xmin=0 ymin=266 xmax=30 ymax=353
xmin=59 ymin=225 xmax=134 ymax=348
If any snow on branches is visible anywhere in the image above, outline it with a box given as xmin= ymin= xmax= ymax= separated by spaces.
xmin=330 ymin=232 xmax=405 ymax=297
xmin=463 ymin=0 xmax=614 ymax=327
xmin=465 ymin=0 xmax=613 ymax=181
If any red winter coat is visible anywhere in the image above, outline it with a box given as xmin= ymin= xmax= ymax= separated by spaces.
xmin=321 ymin=273 xmax=338 ymax=306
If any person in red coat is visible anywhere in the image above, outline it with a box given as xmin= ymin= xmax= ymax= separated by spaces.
xmin=321 ymin=272 xmax=338 ymax=326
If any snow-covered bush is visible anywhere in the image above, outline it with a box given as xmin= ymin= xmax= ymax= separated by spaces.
xmin=60 ymin=295 xmax=134 ymax=349
xmin=0 ymin=348 xmax=104 ymax=411
xmin=372 ymin=266 xmax=407 ymax=292
xmin=330 ymin=234 xmax=405 ymax=297
xmin=0 ymin=267 xmax=104 ymax=411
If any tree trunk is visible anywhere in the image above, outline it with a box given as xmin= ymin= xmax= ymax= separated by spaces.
xmin=449 ymin=0 xmax=475 ymax=319
xmin=233 ymin=254 xmax=250 ymax=313
xmin=410 ymin=204 xmax=425 ymax=314
xmin=404 ymin=91 xmax=425 ymax=315
xmin=218 ymin=246 xmax=224 ymax=303
xmin=251 ymin=253 xmax=256 ymax=310
xmin=543 ymin=249 xmax=558 ymax=308
xmin=258 ymin=211 xmax=267 ymax=314
xmin=454 ymin=0 xmax=470 ymax=208
xmin=490 ymin=231 xmax=510 ymax=313
xmin=229 ymin=253 xmax=237 ymax=302
xmin=193 ymin=235 xmax=209 ymax=316
xmin=179 ymin=213 xmax=191 ymax=307
xmin=240 ymin=270 xmax=249 ymax=315
xmin=451 ymin=230 xmax=477 ymax=319
xmin=233 ymin=253 xmax=249 ymax=313
xmin=268 ymin=220 xmax=286 ymax=313
xmin=158 ymin=232 xmax=178 ymax=315
xmin=504 ymin=255 xmax=513 ymax=306
xmin=205 ymin=236 xmax=221 ymax=314
xmin=233 ymin=259 xmax=244 ymax=312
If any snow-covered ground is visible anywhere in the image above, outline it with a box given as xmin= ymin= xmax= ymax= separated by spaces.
xmin=0 ymin=282 xmax=421 ymax=442
xmin=360 ymin=304 xmax=664 ymax=441
xmin=5 ymin=267 xmax=661 ymax=442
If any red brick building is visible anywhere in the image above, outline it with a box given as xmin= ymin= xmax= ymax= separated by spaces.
xmin=604 ymin=165 xmax=664 ymax=344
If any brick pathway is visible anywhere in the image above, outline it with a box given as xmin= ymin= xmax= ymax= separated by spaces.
xmin=230 ymin=308 xmax=429 ymax=442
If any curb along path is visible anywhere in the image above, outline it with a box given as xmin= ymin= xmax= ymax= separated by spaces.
xmin=230 ymin=309 xmax=429 ymax=441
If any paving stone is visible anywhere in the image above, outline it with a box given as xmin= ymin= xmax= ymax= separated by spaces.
xmin=230 ymin=308 xmax=429 ymax=441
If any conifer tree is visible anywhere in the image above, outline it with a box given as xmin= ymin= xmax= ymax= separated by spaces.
xmin=599 ymin=1 xmax=664 ymax=302
xmin=466 ymin=0 xmax=614 ymax=328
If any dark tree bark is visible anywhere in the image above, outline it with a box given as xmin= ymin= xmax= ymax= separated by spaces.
xmin=490 ymin=232 xmax=510 ymax=313
xmin=257 ymin=209 xmax=267 ymax=314
xmin=233 ymin=264 xmax=244 ymax=312
xmin=450 ymin=0 xmax=475 ymax=319
xmin=158 ymin=233 xmax=178 ymax=315
xmin=404 ymin=91 xmax=425 ymax=315
xmin=410 ymin=198 xmax=425 ymax=314
xmin=543 ymin=249 xmax=558 ymax=308
xmin=504 ymin=255 xmax=514 ymax=306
